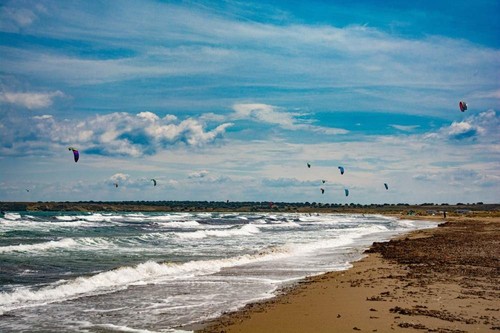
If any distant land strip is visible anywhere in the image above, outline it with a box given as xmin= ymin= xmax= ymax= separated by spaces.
xmin=1 ymin=201 xmax=498 ymax=216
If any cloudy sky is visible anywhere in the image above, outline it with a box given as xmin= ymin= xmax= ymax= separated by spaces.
xmin=1 ymin=0 xmax=499 ymax=204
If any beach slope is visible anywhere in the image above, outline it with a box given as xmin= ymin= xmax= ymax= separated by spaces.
xmin=197 ymin=216 xmax=500 ymax=332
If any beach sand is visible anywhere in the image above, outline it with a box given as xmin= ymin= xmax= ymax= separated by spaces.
xmin=196 ymin=216 xmax=500 ymax=332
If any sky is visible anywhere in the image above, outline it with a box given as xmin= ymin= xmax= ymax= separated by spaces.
xmin=0 ymin=0 xmax=499 ymax=204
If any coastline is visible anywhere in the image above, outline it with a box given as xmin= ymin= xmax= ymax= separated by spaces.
xmin=194 ymin=215 xmax=500 ymax=332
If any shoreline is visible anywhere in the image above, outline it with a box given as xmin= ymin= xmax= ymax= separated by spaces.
xmin=193 ymin=215 xmax=500 ymax=332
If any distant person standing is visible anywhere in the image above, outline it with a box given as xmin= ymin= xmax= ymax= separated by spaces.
xmin=443 ymin=211 xmax=447 ymax=218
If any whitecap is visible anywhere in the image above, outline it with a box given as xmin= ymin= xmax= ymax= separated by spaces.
xmin=176 ymin=224 xmax=260 ymax=239
xmin=2 ymin=213 xmax=21 ymax=220
xmin=0 ymin=238 xmax=78 ymax=254
xmin=0 ymin=246 xmax=291 ymax=314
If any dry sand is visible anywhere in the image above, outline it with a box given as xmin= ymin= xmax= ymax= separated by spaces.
xmin=195 ymin=216 xmax=500 ymax=332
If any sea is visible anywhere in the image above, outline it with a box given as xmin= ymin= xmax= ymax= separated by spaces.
xmin=0 ymin=211 xmax=437 ymax=333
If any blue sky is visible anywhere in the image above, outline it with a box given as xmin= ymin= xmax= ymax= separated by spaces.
xmin=1 ymin=0 xmax=499 ymax=204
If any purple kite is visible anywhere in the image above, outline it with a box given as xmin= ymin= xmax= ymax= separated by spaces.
xmin=68 ymin=147 xmax=79 ymax=163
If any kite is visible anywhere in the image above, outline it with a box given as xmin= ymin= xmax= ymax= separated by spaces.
xmin=68 ymin=147 xmax=79 ymax=163
xmin=459 ymin=101 xmax=467 ymax=112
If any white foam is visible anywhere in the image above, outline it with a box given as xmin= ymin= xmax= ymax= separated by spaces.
xmin=176 ymin=224 xmax=260 ymax=239
xmin=75 ymin=213 xmax=122 ymax=222
xmin=87 ymin=323 xmax=165 ymax=333
xmin=0 ymin=219 xmax=102 ymax=232
xmin=0 ymin=247 xmax=290 ymax=314
xmin=0 ymin=236 xmax=118 ymax=254
xmin=158 ymin=221 xmax=201 ymax=228
xmin=257 ymin=220 xmax=301 ymax=228
xmin=0 ymin=238 xmax=78 ymax=254
xmin=54 ymin=215 xmax=79 ymax=221
xmin=2 ymin=213 xmax=21 ymax=220
xmin=286 ymin=225 xmax=388 ymax=255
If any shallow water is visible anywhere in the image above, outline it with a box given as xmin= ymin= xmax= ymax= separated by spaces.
xmin=0 ymin=211 xmax=437 ymax=332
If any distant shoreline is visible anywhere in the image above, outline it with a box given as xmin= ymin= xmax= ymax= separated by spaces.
xmin=1 ymin=201 xmax=498 ymax=216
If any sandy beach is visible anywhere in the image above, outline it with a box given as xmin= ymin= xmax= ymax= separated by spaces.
xmin=196 ymin=215 xmax=500 ymax=332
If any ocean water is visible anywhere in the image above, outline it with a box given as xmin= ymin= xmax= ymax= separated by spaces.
xmin=0 ymin=211 xmax=437 ymax=332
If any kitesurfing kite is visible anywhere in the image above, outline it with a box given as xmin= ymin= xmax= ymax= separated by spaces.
xmin=344 ymin=188 xmax=349 ymax=197
xmin=384 ymin=183 xmax=389 ymax=190
xmin=68 ymin=147 xmax=79 ymax=163
xmin=321 ymin=188 xmax=325 ymax=194
xmin=338 ymin=166 xmax=345 ymax=175
xmin=151 ymin=179 xmax=157 ymax=186
xmin=459 ymin=101 xmax=467 ymax=112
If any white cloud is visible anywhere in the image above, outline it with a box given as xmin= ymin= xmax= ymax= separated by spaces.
xmin=0 ymin=111 xmax=233 ymax=157
xmin=447 ymin=122 xmax=479 ymax=139
xmin=231 ymin=103 xmax=348 ymax=134
xmin=109 ymin=173 xmax=129 ymax=183
xmin=188 ymin=170 xmax=209 ymax=179
xmin=2 ymin=2 xmax=497 ymax=115
xmin=0 ymin=91 xmax=64 ymax=109
xmin=137 ymin=111 xmax=160 ymax=122
xmin=425 ymin=110 xmax=498 ymax=141
xmin=390 ymin=124 xmax=420 ymax=132
xmin=232 ymin=103 xmax=295 ymax=128
xmin=1 ymin=112 xmax=499 ymax=203
xmin=187 ymin=170 xmax=230 ymax=184
xmin=32 ymin=114 xmax=53 ymax=120
xmin=0 ymin=2 xmax=46 ymax=30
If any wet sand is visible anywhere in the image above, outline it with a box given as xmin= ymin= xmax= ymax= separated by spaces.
xmin=196 ymin=216 xmax=500 ymax=332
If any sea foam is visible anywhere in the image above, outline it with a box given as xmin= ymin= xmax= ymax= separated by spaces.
xmin=0 ymin=245 xmax=290 ymax=314
xmin=175 ymin=224 xmax=261 ymax=239
xmin=0 ymin=238 xmax=79 ymax=254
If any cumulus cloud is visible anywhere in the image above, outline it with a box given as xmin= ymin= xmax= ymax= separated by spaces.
xmin=0 ymin=111 xmax=233 ymax=157
xmin=446 ymin=122 xmax=480 ymax=140
xmin=109 ymin=173 xmax=130 ymax=183
xmin=425 ymin=110 xmax=498 ymax=142
xmin=0 ymin=91 xmax=64 ymax=109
